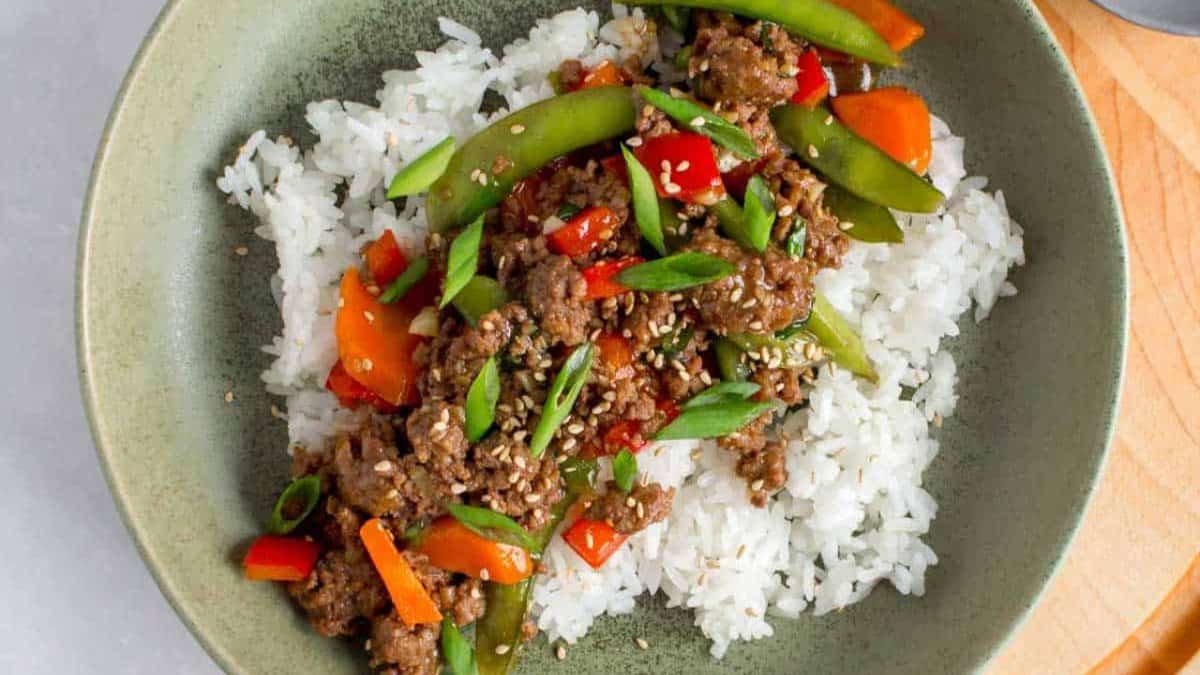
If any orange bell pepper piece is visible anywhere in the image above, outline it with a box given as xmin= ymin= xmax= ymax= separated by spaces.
xmin=360 ymin=518 xmax=443 ymax=626
xmin=335 ymin=268 xmax=425 ymax=407
xmin=243 ymin=535 xmax=322 ymax=581
xmin=596 ymin=333 xmax=636 ymax=380
xmin=364 ymin=230 xmax=408 ymax=287
xmin=575 ymin=60 xmax=624 ymax=90
xmin=411 ymin=517 xmax=534 ymax=585
xmin=827 ymin=0 xmax=925 ymax=53
xmin=831 ymin=87 xmax=932 ymax=175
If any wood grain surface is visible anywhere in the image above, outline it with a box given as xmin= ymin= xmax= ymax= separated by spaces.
xmin=989 ymin=0 xmax=1200 ymax=673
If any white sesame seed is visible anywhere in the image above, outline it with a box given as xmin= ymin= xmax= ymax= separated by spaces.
xmin=777 ymin=205 xmax=794 ymax=217
xmin=480 ymin=319 xmax=495 ymax=331
xmin=751 ymin=479 xmax=765 ymax=491
xmin=689 ymin=116 xmax=705 ymax=127
xmin=514 ymin=456 xmax=527 ymax=469
xmin=374 ymin=461 xmax=394 ymax=473
xmin=824 ymin=115 xmax=834 ymax=126
xmin=234 ymin=246 xmax=249 ymax=256
xmin=585 ymin=532 xmax=594 ymax=548
xmin=493 ymin=643 xmax=508 ymax=655
xmin=660 ymin=160 xmax=671 ymax=172
xmin=510 ymin=124 xmax=526 ymax=134
xmin=625 ymin=496 xmax=637 ymax=508
xmin=451 ymin=483 xmax=467 ymax=494
xmin=807 ymin=144 xmax=819 ymax=158
xmin=337 ymin=297 xmax=345 ymax=308
xmin=699 ymin=371 xmax=712 ymax=385
xmin=749 ymin=320 xmax=764 ymax=331
xmin=635 ymin=638 xmax=649 ymax=650
xmin=839 ymin=221 xmax=855 ymax=231
xmin=562 ymin=437 xmax=577 ymax=451
xmin=508 ymin=471 xmax=520 ymax=484
xmin=730 ymin=287 xmax=743 ymax=303
xmin=626 ymin=136 xmax=643 ymax=147
xmin=524 ymin=493 xmax=541 ymax=503
xmin=676 ymin=160 xmax=690 ymax=172
xmin=361 ymin=358 xmax=374 ymax=372
xmin=481 ymin=568 xmax=491 ymax=581
xmin=664 ymin=182 xmax=682 ymax=195
xmin=363 ymin=310 xmax=375 ymax=323
xmin=470 ymin=168 xmax=481 ymax=181
xmin=567 ymin=423 xmax=585 ymax=435
xmin=478 ymin=173 xmax=488 ymax=186
xmin=636 ymin=501 xmax=644 ymax=518
xmin=223 ymin=391 xmax=234 ymax=404
xmin=737 ymin=544 xmax=746 ymax=558
xmin=556 ymin=645 xmax=567 ymax=660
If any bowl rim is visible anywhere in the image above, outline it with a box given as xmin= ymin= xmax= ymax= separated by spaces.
xmin=76 ymin=0 xmax=1130 ymax=672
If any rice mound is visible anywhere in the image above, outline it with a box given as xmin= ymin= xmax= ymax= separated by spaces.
xmin=217 ymin=4 xmax=1025 ymax=658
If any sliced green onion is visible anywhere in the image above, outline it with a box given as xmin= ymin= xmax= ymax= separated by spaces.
xmin=465 ymin=357 xmax=500 ymax=442
xmin=785 ymin=218 xmax=808 ymax=258
xmin=674 ymin=44 xmax=694 ymax=71
xmin=612 ymin=449 xmax=637 ymax=493
xmin=682 ymin=382 xmax=761 ymax=410
xmin=742 ymin=175 xmax=776 ymax=252
xmin=379 ymin=255 xmax=430 ymax=305
xmin=822 ymin=183 xmax=903 ymax=244
xmin=560 ymin=456 xmax=598 ymax=495
xmin=655 ymin=399 xmax=779 ymax=441
xmin=452 ymin=275 xmax=508 ymax=327
xmin=440 ymin=214 xmax=484 ymax=308
xmin=714 ymin=337 xmax=749 ymax=382
xmin=614 ymin=252 xmax=734 ymax=291
xmin=446 ymin=503 xmax=536 ymax=551
xmin=659 ymin=326 xmax=694 ymax=357
xmin=266 ymin=475 xmax=322 ymax=535
xmin=530 ymin=343 xmax=595 ymax=458
xmin=386 ymin=136 xmax=456 ymax=199
xmin=637 ymin=86 xmax=759 ymax=159
xmin=441 ymin=618 xmax=478 ymax=675
xmin=622 ymin=145 xmax=666 ymax=256
xmin=556 ymin=202 xmax=583 ymax=221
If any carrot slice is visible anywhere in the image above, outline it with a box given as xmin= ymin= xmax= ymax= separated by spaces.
xmin=831 ymin=87 xmax=932 ymax=175
xmin=411 ymin=517 xmax=534 ymax=585
xmin=827 ymin=0 xmax=925 ymax=53
xmin=335 ymin=268 xmax=425 ymax=406
xmin=360 ymin=518 xmax=443 ymax=626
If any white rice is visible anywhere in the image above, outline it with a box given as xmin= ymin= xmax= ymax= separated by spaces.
xmin=217 ymin=4 xmax=1025 ymax=659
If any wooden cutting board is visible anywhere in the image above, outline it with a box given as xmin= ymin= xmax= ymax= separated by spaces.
xmin=989 ymin=0 xmax=1200 ymax=673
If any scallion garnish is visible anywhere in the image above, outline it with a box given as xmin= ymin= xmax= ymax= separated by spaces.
xmin=530 ymin=343 xmax=595 ymax=458
xmin=622 ymin=145 xmax=666 ymax=256
xmin=379 ymin=255 xmax=430 ymax=305
xmin=446 ymin=503 xmax=536 ymax=551
xmin=386 ymin=136 xmax=456 ymax=199
xmin=266 ymin=475 xmax=322 ymax=535
xmin=681 ymin=381 xmax=761 ymax=410
xmin=655 ymin=399 xmax=780 ymax=441
xmin=440 ymin=617 xmax=478 ymax=675
xmin=556 ymin=203 xmax=583 ymax=221
xmin=638 ymin=86 xmax=759 ymax=159
xmin=785 ymin=218 xmax=808 ymax=258
xmin=742 ymin=175 xmax=776 ymax=252
xmin=612 ymin=449 xmax=637 ymax=493
xmin=440 ymin=213 xmax=484 ymax=308
xmin=614 ymin=252 xmax=735 ymax=292
xmin=465 ymin=356 xmax=500 ymax=442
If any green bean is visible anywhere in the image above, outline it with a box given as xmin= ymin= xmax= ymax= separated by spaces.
xmin=426 ymin=87 xmax=637 ymax=231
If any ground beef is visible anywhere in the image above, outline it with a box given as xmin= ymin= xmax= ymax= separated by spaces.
xmin=328 ymin=419 xmax=409 ymax=518
xmin=690 ymin=17 xmax=801 ymax=107
xmin=619 ymin=291 xmax=678 ymax=349
xmin=289 ymin=546 xmax=389 ymax=638
xmin=587 ymin=481 xmax=675 ymax=534
xmin=369 ymin=618 xmax=438 ymax=675
xmin=683 ymin=228 xmax=817 ymax=334
xmin=522 ymin=255 xmax=594 ymax=346
xmin=420 ymin=312 xmax=513 ymax=402
xmin=752 ymin=365 xmax=810 ymax=406
xmin=635 ymin=103 xmax=675 ymax=139
xmin=762 ymin=156 xmax=849 ymax=269
xmin=468 ymin=434 xmax=564 ymax=529
xmin=720 ymin=101 xmax=783 ymax=159
xmin=736 ymin=440 xmax=789 ymax=507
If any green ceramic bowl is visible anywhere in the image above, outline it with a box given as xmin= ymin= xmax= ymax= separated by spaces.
xmin=78 ymin=0 xmax=1127 ymax=673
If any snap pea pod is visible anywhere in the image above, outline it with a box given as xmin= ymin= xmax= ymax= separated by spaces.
xmin=771 ymin=104 xmax=944 ymax=213
xmin=628 ymin=0 xmax=899 ymax=66
xmin=451 ymin=276 xmax=508 ymax=327
xmin=807 ymin=293 xmax=878 ymax=383
xmin=822 ymin=183 xmax=903 ymax=243
xmin=475 ymin=459 xmax=597 ymax=675
xmin=710 ymin=197 xmax=763 ymax=252
xmin=714 ymin=337 xmax=749 ymax=382
xmin=426 ymin=87 xmax=637 ymax=231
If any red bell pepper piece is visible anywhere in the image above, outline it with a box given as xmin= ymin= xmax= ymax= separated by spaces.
xmin=656 ymin=398 xmax=680 ymax=425
xmin=633 ymin=132 xmax=725 ymax=206
xmin=582 ymin=256 xmax=643 ymax=299
xmin=602 ymin=419 xmax=647 ymax=456
xmin=573 ymin=60 xmax=624 ymax=91
xmin=720 ymin=158 xmax=767 ymax=201
xmin=563 ymin=517 xmax=628 ymax=569
xmin=325 ymin=361 xmax=399 ymax=413
xmin=791 ymin=49 xmax=831 ymax=108
xmin=596 ymin=333 xmax=636 ymax=380
xmin=546 ymin=205 xmax=620 ymax=257
xmin=243 ymin=535 xmax=322 ymax=582
xmin=364 ymin=230 xmax=408 ymax=287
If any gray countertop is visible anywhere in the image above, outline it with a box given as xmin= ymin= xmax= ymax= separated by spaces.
xmin=1 ymin=1 xmax=218 ymax=672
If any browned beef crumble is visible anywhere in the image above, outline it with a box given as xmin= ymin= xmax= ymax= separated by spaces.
xmin=586 ymin=481 xmax=676 ymax=534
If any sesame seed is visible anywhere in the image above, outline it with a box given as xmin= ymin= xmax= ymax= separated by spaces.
xmin=361 ymin=358 xmax=374 ymax=372
xmin=602 ymin=391 xmax=616 ymax=402
xmin=508 ymin=471 xmax=520 ymax=484
xmin=363 ymin=310 xmax=375 ymax=323
xmin=699 ymin=59 xmax=710 ymax=72
xmin=585 ymin=531 xmax=595 ymax=548
xmin=431 ymin=421 xmax=447 ymax=433
xmin=477 ymin=173 xmax=489 ymax=186
xmin=749 ymin=320 xmax=764 ymax=331
xmin=524 ymin=493 xmax=541 ymax=503
xmin=480 ymin=319 xmax=495 ymax=331
xmin=730 ymin=287 xmax=743 ymax=303
xmin=689 ymin=116 xmax=705 ymax=127
xmin=678 ymin=370 xmax=691 ymax=382
xmin=699 ymin=371 xmax=712 ymax=385
xmin=660 ymin=160 xmax=671 ymax=172
xmin=648 ymin=320 xmax=659 ymax=336
xmin=751 ymin=479 xmax=765 ymax=491
xmin=533 ymin=371 xmax=547 ymax=382
xmin=745 ymin=608 xmax=759 ymax=617
xmin=626 ymin=136 xmax=643 ymax=147
xmin=556 ymin=645 xmax=567 ymax=660
xmin=223 ymin=391 xmax=234 ymax=404
xmin=933 ymin=413 xmax=944 ymax=428
xmin=676 ymin=160 xmax=690 ymax=172
xmin=636 ymin=501 xmax=644 ymax=518
xmin=374 ymin=461 xmax=394 ymax=473
xmin=470 ymin=168 xmax=481 ymax=181
xmin=839 ymin=221 xmax=855 ymax=231
xmin=493 ymin=643 xmax=508 ymax=655
xmin=451 ymin=483 xmax=467 ymax=494
xmin=824 ymin=115 xmax=834 ymax=126
xmin=665 ymin=182 xmax=682 ymax=195
xmin=636 ymin=638 xmax=649 ymax=650
xmin=337 ymin=297 xmax=345 ymax=308
xmin=737 ymin=544 xmax=746 ymax=558
xmin=669 ymin=293 xmax=683 ymax=302
xmin=777 ymin=205 xmax=794 ymax=217
xmin=510 ymin=124 xmax=526 ymax=134
xmin=567 ymin=423 xmax=585 ymax=435
xmin=562 ymin=437 xmax=577 ymax=451
xmin=513 ymin=430 xmax=528 ymax=442
xmin=807 ymin=144 xmax=819 ymax=158
xmin=514 ymin=455 xmax=527 ymax=469
xmin=742 ymin=298 xmax=758 ymax=309
xmin=234 ymin=246 xmax=249 ymax=256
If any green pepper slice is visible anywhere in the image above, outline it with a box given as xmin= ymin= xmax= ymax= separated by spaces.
xmin=822 ymin=183 xmax=903 ymax=243
xmin=771 ymin=104 xmax=944 ymax=214
xmin=628 ymin=0 xmax=899 ymax=66
xmin=426 ymin=87 xmax=637 ymax=231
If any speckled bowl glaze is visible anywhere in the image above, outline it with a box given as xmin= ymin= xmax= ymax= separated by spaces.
xmin=77 ymin=1 xmax=1127 ymax=673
